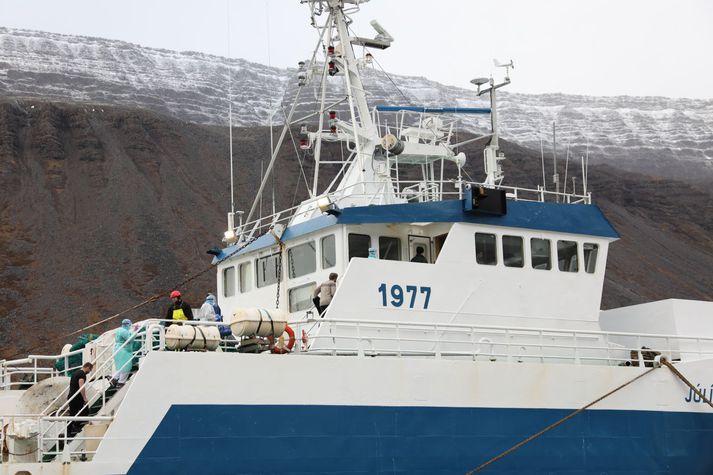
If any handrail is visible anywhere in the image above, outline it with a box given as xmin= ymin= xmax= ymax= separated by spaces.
xmin=294 ymin=317 xmax=713 ymax=342
xmin=1 ymin=348 xmax=88 ymax=391
xmin=1 ymin=319 xmax=230 ymax=463
xmin=1 ymin=413 xmax=115 ymax=464
xmin=33 ymin=338 xmax=145 ymax=463
xmin=232 ymin=176 xmax=593 ymax=241
xmin=290 ymin=317 xmax=713 ymax=366
xmin=41 ymin=319 xmax=226 ymax=418
xmin=51 ymin=330 xmax=143 ymax=417
xmin=4 ymin=317 xmax=709 ymax=463
xmin=297 ymin=333 xmax=710 ymax=366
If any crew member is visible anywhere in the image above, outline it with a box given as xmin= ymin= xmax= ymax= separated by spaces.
xmin=410 ymin=246 xmax=428 ymax=263
xmin=165 ymin=290 xmax=194 ymax=324
xmin=201 ymin=293 xmax=233 ymax=339
xmin=199 ymin=293 xmax=220 ymax=322
xmin=67 ymin=362 xmax=93 ymax=437
xmin=110 ymin=319 xmax=134 ymax=388
xmin=312 ymin=273 xmax=337 ymax=316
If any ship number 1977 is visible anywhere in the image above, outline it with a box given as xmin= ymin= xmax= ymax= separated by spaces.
xmin=378 ymin=283 xmax=431 ymax=309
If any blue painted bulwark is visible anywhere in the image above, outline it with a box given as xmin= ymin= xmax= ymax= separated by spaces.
xmin=215 ymin=199 xmax=618 ymax=263
xmin=336 ymin=200 xmax=619 ymax=238
xmin=128 ymin=404 xmax=713 ymax=474
xmin=375 ymin=105 xmax=491 ymax=114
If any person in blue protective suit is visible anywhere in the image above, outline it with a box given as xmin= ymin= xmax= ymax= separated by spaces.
xmin=110 ymin=319 xmax=135 ymax=388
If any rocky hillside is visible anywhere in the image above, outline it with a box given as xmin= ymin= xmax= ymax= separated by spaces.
xmin=1 ymin=27 xmax=712 ymax=180
xmin=0 ymin=99 xmax=307 ymax=358
xmin=1 ymin=98 xmax=713 ymax=359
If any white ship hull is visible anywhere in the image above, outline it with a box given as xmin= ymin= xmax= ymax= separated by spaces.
xmin=6 ymin=351 xmax=713 ymax=474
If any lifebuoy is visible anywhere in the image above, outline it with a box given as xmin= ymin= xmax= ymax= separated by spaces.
xmin=271 ymin=324 xmax=296 ymax=354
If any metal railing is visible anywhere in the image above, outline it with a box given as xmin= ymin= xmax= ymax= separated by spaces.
xmin=231 ymin=178 xmax=592 ymax=242
xmin=9 ymin=316 xmax=706 ymax=465
xmin=0 ymin=413 xmax=113 ymax=464
xmin=290 ymin=317 xmax=713 ymax=366
xmin=1 ymin=349 xmax=86 ymax=391
xmin=488 ymin=183 xmax=591 ymax=204
xmin=0 ymin=318 xmax=165 ymax=465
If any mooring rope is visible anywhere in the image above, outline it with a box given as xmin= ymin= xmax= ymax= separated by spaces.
xmin=466 ymin=355 xmax=710 ymax=473
xmin=465 ymin=365 xmax=658 ymax=474
xmin=660 ymin=357 xmax=713 ymax=408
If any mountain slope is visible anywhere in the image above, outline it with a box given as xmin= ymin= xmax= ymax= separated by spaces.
xmin=1 ymin=99 xmax=712 ymax=358
xmin=1 ymin=27 xmax=712 ymax=180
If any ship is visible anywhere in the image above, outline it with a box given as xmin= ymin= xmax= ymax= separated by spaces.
xmin=2 ymin=1 xmax=713 ymax=474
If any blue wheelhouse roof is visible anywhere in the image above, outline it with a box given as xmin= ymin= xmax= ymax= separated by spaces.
xmin=214 ymin=199 xmax=618 ymax=263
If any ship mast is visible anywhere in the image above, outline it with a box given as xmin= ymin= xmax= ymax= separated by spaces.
xmin=332 ymin=3 xmax=373 ymax=196
xmin=295 ymin=0 xmax=398 ymax=218
xmin=318 ymin=0 xmax=393 ymax=204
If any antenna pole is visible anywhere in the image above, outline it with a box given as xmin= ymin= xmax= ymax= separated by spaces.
xmin=563 ymin=141 xmax=570 ymax=195
xmin=229 ymin=103 xmax=234 ymax=214
xmin=242 ymin=11 xmax=332 ymax=232
xmin=540 ymin=138 xmax=546 ymax=190
xmin=259 ymin=161 xmax=264 ymax=222
xmin=490 ymin=87 xmax=499 ymax=150
xmin=266 ymin=1 xmax=276 ymax=216
xmin=552 ymin=122 xmax=559 ymax=201
xmin=585 ymin=141 xmax=589 ymax=195
xmin=227 ymin=0 xmax=235 ymax=216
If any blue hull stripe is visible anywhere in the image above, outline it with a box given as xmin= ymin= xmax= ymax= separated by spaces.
xmin=128 ymin=405 xmax=713 ymax=474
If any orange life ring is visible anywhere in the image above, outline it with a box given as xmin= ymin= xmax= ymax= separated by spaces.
xmin=271 ymin=325 xmax=296 ymax=354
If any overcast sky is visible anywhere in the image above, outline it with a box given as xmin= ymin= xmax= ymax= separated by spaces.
xmin=3 ymin=0 xmax=712 ymax=99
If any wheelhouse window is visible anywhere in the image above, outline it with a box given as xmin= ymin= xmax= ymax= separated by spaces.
xmin=239 ymin=262 xmax=252 ymax=293
xmin=583 ymin=243 xmax=599 ymax=274
xmin=379 ymin=236 xmax=401 ymax=261
xmin=288 ymin=241 xmax=316 ymax=278
xmin=475 ymin=233 xmax=497 ymax=265
xmin=530 ymin=238 xmax=552 ymax=270
xmin=289 ymin=282 xmax=316 ymax=313
xmin=223 ymin=266 xmax=236 ymax=297
xmin=557 ymin=240 xmax=579 ymax=272
xmin=321 ymin=234 xmax=336 ymax=269
xmin=502 ymin=235 xmax=524 ymax=268
xmin=256 ymin=253 xmax=282 ymax=288
xmin=348 ymin=233 xmax=371 ymax=260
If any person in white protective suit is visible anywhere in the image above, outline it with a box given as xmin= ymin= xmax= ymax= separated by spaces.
xmin=200 ymin=293 xmax=234 ymax=341
xmin=199 ymin=293 xmax=220 ymax=321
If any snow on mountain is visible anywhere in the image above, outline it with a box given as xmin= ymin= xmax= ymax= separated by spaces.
xmin=1 ymin=27 xmax=712 ymax=177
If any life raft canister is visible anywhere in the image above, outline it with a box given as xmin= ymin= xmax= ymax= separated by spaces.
xmin=271 ymin=325 xmax=296 ymax=354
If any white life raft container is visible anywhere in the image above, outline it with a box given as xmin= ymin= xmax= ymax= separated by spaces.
xmin=230 ymin=308 xmax=287 ymax=338
xmin=165 ymin=324 xmax=221 ymax=351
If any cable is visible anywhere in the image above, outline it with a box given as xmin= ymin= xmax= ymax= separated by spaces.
xmin=7 ymin=238 xmax=256 ymax=360
xmin=280 ymin=106 xmax=313 ymax=206
xmin=345 ymin=23 xmax=412 ymax=106
xmin=371 ymin=55 xmax=414 ymax=106
xmin=466 ymin=365 xmax=659 ymax=473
